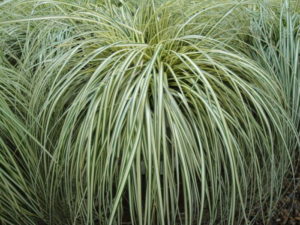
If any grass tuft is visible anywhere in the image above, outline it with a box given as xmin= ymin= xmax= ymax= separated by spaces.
xmin=0 ymin=0 xmax=298 ymax=225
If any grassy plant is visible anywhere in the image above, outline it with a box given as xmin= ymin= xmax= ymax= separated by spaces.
xmin=0 ymin=57 xmax=46 ymax=225
xmin=0 ymin=0 xmax=297 ymax=225
xmin=247 ymin=0 xmax=300 ymax=134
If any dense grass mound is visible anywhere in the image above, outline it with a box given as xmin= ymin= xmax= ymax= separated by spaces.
xmin=0 ymin=0 xmax=298 ymax=225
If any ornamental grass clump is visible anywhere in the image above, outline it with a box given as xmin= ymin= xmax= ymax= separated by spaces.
xmin=0 ymin=0 xmax=297 ymax=225
xmin=247 ymin=0 xmax=300 ymax=134
xmin=0 ymin=61 xmax=46 ymax=225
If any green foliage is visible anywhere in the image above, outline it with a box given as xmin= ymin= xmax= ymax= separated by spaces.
xmin=248 ymin=0 xmax=300 ymax=133
xmin=0 ymin=0 xmax=298 ymax=225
